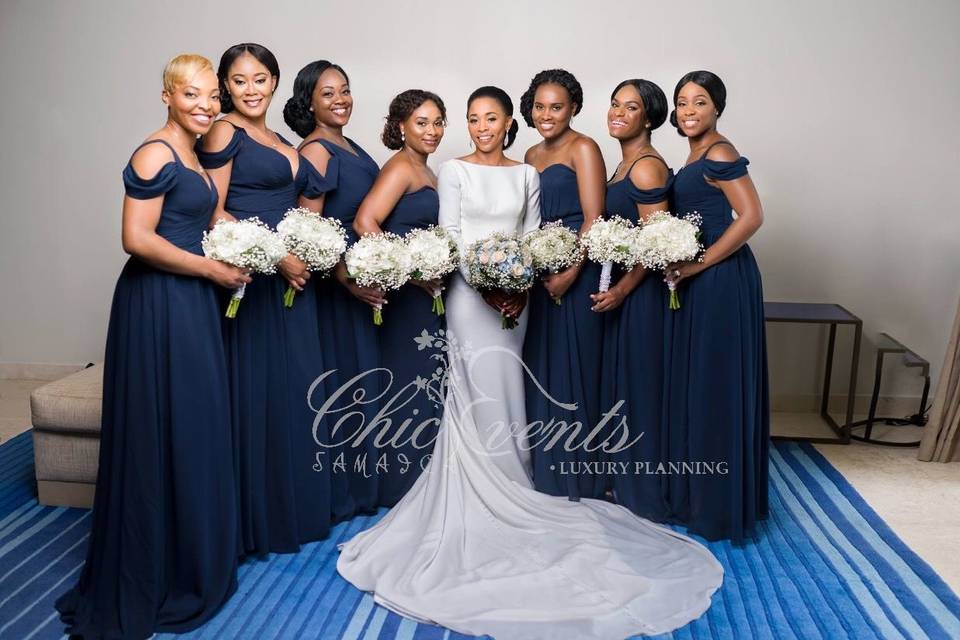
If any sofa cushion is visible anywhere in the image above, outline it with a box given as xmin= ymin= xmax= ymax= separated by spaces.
xmin=33 ymin=429 xmax=100 ymax=484
xmin=30 ymin=364 xmax=102 ymax=434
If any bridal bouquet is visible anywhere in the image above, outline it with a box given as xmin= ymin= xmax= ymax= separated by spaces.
xmin=405 ymin=225 xmax=459 ymax=316
xmin=635 ymin=211 xmax=703 ymax=310
xmin=276 ymin=208 xmax=348 ymax=308
xmin=463 ymin=232 xmax=535 ymax=329
xmin=580 ymin=216 xmax=642 ymax=292
xmin=524 ymin=222 xmax=582 ymax=305
xmin=345 ymin=232 xmax=413 ymax=325
xmin=202 ymin=217 xmax=287 ymax=318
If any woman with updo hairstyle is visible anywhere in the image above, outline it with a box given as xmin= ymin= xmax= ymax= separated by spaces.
xmin=198 ymin=43 xmax=335 ymax=555
xmin=55 ymin=54 xmax=246 ymax=638
xmin=589 ymin=78 xmax=674 ymax=522
xmin=663 ymin=70 xmax=768 ymax=543
xmin=352 ymin=89 xmax=446 ymax=504
xmin=285 ymin=59 xmax=386 ymax=515
xmin=518 ymin=68 xmax=608 ymax=503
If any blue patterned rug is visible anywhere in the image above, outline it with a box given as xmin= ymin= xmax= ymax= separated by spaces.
xmin=1 ymin=430 xmax=958 ymax=639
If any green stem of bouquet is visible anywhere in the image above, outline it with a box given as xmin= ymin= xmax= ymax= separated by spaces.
xmin=283 ymin=286 xmax=297 ymax=308
xmin=226 ymin=296 xmax=241 ymax=319
xmin=373 ymin=307 xmax=383 ymax=326
xmin=432 ymin=294 xmax=445 ymax=316
xmin=669 ymin=289 xmax=681 ymax=310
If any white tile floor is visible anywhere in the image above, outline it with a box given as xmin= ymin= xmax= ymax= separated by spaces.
xmin=2 ymin=379 xmax=958 ymax=593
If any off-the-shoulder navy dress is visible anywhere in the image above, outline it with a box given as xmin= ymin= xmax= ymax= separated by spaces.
xmin=665 ymin=140 xmax=769 ymax=543
xmin=198 ymin=123 xmax=334 ymax=553
xmin=56 ymin=139 xmax=239 ymax=638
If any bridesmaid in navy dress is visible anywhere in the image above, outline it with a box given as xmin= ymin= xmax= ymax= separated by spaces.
xmin=664 ymin=70 xmax=769 ymax=542
xmin=590 ymin=79 xmax=673 ymax=521
xmin=285 ymin=60 xmax=384 ymax=515
xmin=520 ymin=69 xmax=607 ymax=501
xmin=199 ymin=43 xmax=333 ymax=554
xmin=353 ymin=90 xmax=446 ymax=505
xmin=56 ymin=55 xmax=248 ymax=639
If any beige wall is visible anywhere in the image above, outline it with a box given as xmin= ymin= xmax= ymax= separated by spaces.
xmin=1 ymin=0 xmax=958 ymax=402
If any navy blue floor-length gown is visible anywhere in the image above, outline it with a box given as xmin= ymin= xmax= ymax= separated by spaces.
xmin=665 ymin=141 xmax=769 ymax=543
xmin=377 ymin=186 xmax=444 ymax=505
xmin=600 ymin=157 xmax=674 ymax=522
xmin=300 ymin=138 xmax=383 ymax=515
xmin=55 ymin=139 xmax=239 ymax=639
xmin=197 ymin=123 xmax=333 ymax=554
xmin=523 ymin=164 xmax=605 ymax=501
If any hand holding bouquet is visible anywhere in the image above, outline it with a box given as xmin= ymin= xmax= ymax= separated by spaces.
xmin=580 ymin=216 xmax=642 ymax=292
xmin=276 ymin=208 xmax=348 ymax=307
xmin=345 ymin=232 xmax=412 ymax=325
xmin=463 ymin=232 xmax=535 ymax=329
xmin=405 ymin=225 xmax=459 ymax=315
xmin=634 ymin=211 xmax=703 ymax=310
xmin=524 ymin=221 xmax=582 ymax=305
xmin=202 ymin=217 xmax=287 ymax=318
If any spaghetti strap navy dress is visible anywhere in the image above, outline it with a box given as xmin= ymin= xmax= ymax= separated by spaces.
xmin=601 ymin=157 xmax=674 ymax=521
xmin=665 ymin=141 xmax=769 ymax=543
xmin=300 ymin=137 xmax=383 ymax=515
xmin=197 ymin=123 xmax=333 ymax=554
xmin=523 ymin=163 xmax=605 ymax=501
xmin=377 ymin=186 xmax=443 ymax=505
xmin=55 ymin=139 xmax=239 ymax=639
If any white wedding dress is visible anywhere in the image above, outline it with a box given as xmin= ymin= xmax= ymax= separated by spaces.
xmin=336 ymin=159 xmax=723 ymax=640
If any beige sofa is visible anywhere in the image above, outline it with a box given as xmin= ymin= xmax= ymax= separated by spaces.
xmin=30 ymin=364 xmax=102 ymax=508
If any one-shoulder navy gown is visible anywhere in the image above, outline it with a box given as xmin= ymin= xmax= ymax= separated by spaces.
xmin=300 ymin=138 xmax=383 ymax=516
xmin=55 ymin=139 xmax=238 ymax=639
xmin=523 ymin=164 xmax=605 ymax=501
xmin=665 ymin=141 xmax=769 ymax=543
xmin=377 ymin=186 xmax=443 ymax=505
xmin=198 ymin=123 xmax=333 ymax=554
xmin=601 ymin=157 xmax=674 ymax=522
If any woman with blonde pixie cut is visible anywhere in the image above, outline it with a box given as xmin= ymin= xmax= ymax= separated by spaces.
xmin=55 ymin=54 xmax=247 ymax=639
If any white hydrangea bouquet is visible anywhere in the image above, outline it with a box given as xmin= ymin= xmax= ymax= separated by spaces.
xmin=524 ymin=221 xmax=582 ymax=305
xmin=635 ymin=211 xmax=703 ymax=310
xmin=345 ymin=232 xmax=412 ymax=325
xmin=202 ymin=217 xmax=287 ymax=318
xmin=405 ymin=225 xmax=459 ymax=316
xmin=580 ymin=216 xmax=643 ymax=292
xmin=276 ymin=208 xmax=348 ymax=308
xmin=463 ymin=232 xmax=535 ymax=329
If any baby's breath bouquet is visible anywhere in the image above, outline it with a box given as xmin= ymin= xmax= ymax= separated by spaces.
xmin=202 ymin=217 xmax=287 ymax=318
xmin=580 ymin=216 xmax=642 ymax=292
xmin=345 ymin=232 xmax=413 ymax=325
xmin=635 ymin=211 xmax=703 ymax=310
xmin=405 ymin=225 xmax=459 ymax=316
xmin=524 ymin=221 xmax=582 ymax=305
xmin=276 ymin=208 xmax=347 ymax=307
xmin=463 ymin=232 xmax=535 ymax=329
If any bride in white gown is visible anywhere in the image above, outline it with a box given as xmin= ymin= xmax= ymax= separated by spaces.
xmin=336 ymin=86 xmax=723 ymax=640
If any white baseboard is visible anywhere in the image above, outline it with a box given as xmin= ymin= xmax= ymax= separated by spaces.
xmin=0 ymin=362 xmax=87 ymax=381
xmin=771 ymin=393 xmax=925 ymax=417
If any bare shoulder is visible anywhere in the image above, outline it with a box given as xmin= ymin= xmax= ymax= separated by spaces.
xmin=629 ymin=155 xmax=669 ymax=189
xmin=704 ymin=138 xmax=741 ymax=162
xmin=524 ymin=142 xmax=543 ymax=165
xmin=201 ymin=118 xmax=239 ymax=152
xmin=570 ymin=133 xmax=602 ymax=156
xmin=299 ymin=137 xmax=332 ymax=168
xmin=377 ymin=153 xmax=415 ymax=183
xmin=130 ymin=138 xmax=175 ymax=179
